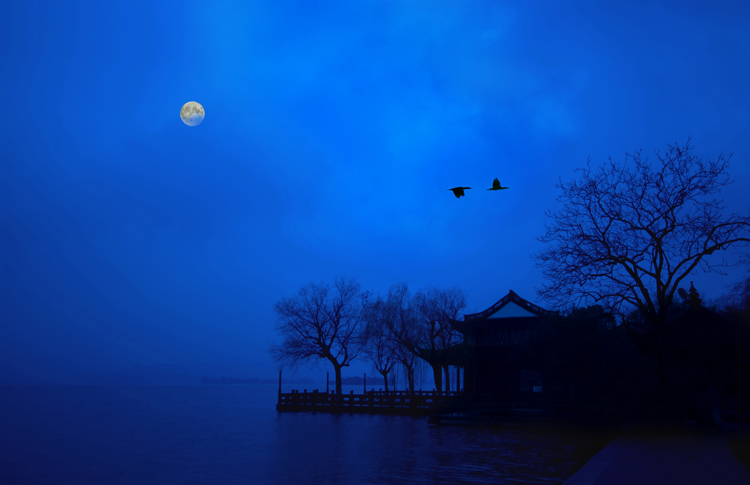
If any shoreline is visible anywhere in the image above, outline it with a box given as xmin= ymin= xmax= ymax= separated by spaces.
xmin=564 ymin=422 xmax=750 ymax=484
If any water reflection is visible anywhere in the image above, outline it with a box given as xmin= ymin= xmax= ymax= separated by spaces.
xmin=270 ymin=412 xmax=598 ymax=484
xmin=0 ymin=385 xmax=605 ymax=484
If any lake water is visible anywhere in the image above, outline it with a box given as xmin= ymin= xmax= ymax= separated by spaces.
xmin=0 ymin=384 xmax=608 ymax=484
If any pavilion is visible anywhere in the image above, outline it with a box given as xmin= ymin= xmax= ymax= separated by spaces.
xmin=434 ymin=290 xmax=557 ymax=401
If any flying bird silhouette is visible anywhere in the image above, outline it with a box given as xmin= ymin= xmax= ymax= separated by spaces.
xmin=448 ymin=187 xmax=471 ymax=198
xmin=487 ymin=178 xmax=509 ymax=190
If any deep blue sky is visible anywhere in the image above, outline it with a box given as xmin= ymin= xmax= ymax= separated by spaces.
xmin=2 ymin=1 xmax=749 ymax=383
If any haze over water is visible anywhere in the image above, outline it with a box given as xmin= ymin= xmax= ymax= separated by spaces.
xmin=0 ymin=384 xmax=607 ymax=484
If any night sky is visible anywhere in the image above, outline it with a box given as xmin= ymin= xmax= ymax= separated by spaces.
xmin=2 ymin=1 xmax=749 ymax=383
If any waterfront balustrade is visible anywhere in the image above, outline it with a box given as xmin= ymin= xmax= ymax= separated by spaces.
xmin=276 ymin=389 xmax=465 ymax=415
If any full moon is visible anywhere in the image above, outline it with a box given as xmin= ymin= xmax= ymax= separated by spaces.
xmin=180 ymin=101 xmax=204 ymax=126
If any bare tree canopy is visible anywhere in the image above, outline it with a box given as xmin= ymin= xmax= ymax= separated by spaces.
xmin=360 ymin=284 xmax=467 ymax=393
xmin=414 ymin=286 xmax=466 ymax=354
xmin=382 ymin=283 xmax=421 ymax=353
xmin=537 ymin=140 xmax=750 ymax=327
xmin=374 ymin=283 xmax=423 ymax=392
xmin=270 ymin=276 xmax=367 ymax=394
xmin=413 ymin=286 xmax=467 ymax=393
xmin=361 ymin=294 xmax=401 ymax=391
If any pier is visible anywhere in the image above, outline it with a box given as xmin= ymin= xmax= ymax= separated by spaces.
xmin=276 ymin=389 xmax=465 ymax=415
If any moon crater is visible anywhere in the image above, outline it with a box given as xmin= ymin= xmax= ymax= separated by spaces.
xmin=180 ymin=101 xmax=204 ymax=126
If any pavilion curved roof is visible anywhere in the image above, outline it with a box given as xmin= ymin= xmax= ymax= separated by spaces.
xmin=463 ymin=290 xmax=554 ymax=321
xmin=448 ymin=290 xmax=555 ymax=334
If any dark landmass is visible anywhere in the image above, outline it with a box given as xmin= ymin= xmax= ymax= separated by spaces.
xmin=0 ymin=358 xmax=321 ymax=386
xmin=201 ymin=376 xmax=314 ymax=384
xmin=74 ymin=363 xmax=200 ymax=385
xmin=730 ymin=432 xmax=750 ymax=474
xmin=62 ymin=361 xmax=280 ymax=385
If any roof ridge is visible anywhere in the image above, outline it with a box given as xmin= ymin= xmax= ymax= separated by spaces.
xmin=463 ymin=290 xmax=552 ymax=320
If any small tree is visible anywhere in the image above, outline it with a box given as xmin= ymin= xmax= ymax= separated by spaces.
xmin=366 ymin=284 xmax=467 ymax=394
xmin=413 ymin=286 xmax=466 ymax=394
xmin=720 ymin=271 xmax=750 ymax=323
xmin=362 ymin=296 xmax=400 ymax=392
xmin=394 ymin=342 xmax=421 ymax=393
xmin=380 ymin=284 xmax=422 ymax=392
xmin=270 ymin=277 xmax=367 ymax=394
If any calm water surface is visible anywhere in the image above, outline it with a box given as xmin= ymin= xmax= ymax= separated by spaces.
xmin=0 ymin=384 xmax=606 ymax=484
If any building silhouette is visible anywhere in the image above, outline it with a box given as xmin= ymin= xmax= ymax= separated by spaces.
xmin=436 ymin=291 xmax=556 ymax=401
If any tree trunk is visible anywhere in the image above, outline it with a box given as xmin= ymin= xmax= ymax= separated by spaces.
xmin=432 ymin=364 xmax=443 ymax=395
xmin=381 ymin=370 xmax=389 ymax=392
xmin=333 ymin=363 xmax=343 ymax=395
xmin=443 ymin=365 xmax=451 ymax=394
xmin=407 ymin=366 xmax=415 ymax=393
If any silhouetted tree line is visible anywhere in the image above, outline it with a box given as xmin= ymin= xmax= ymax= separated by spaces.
xmin=270 ymin=277 xmax=465 ymax=395
xmin=723 ymin=273 xmax=750 ymax=325
xmin=201 ymin=376 xmax=277 ymax=384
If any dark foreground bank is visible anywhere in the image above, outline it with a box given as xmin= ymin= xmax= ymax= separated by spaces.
xmin=564 ymin=423 xmax=750 ymax=485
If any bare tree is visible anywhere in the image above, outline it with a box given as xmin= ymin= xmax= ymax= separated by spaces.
xmin=536 ymin=140 xmax=750 ymax=328
xmin=536 ymin=141 xmax=750 ymax=395
xmin=361 ymin=296 xmax=400 ymax=392
xmin=363 ymin=283 xmax=467 ymax=394
xmin=382 ymin=284 xmax=422 ymax=392
xmin=376 ymin=284 xmax=424 ymax=393
xmin=413 ymin=286 xmax=467 ymax=395
xmin=270 ymin=277 xmax=367 ymax=395
xmin=394 ymin=341 xmax=421 ymax=393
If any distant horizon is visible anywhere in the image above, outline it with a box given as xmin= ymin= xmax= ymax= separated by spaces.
xmin=0 ymin=358 xmax=433 ymax=388
xmin=2 ymin=278 xmax=746 ymax=385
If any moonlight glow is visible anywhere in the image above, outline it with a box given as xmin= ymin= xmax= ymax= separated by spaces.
xmin=180 ymin=101 xmax=204 ymax=126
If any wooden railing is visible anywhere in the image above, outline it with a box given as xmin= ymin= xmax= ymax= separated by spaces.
xmin=276 ymin=389 xmax=466 ymax=415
